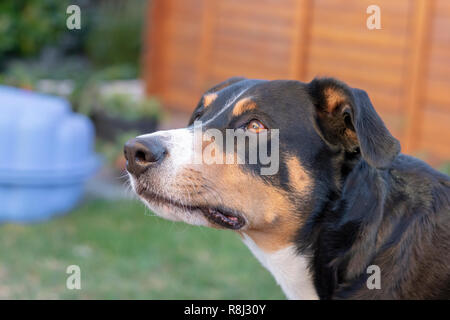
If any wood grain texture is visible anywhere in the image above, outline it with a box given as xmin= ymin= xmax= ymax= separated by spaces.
xmin=143 ymin=0 xmax=450 ymax=165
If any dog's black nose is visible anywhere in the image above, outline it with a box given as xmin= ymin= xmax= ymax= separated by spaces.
xmin=124 ymin=137 xmax=167 ymax=176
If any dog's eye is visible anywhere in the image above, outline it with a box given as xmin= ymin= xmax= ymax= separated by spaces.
xmin=246 ymin=120 xmax=266 ymax=133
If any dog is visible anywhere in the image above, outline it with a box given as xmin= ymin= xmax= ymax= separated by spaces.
xmin=124 ymin=77 xmax=450 ymax=299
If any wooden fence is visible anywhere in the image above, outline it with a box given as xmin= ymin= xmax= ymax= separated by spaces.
xmin=143 ymin=0 xmax=450 ymax=164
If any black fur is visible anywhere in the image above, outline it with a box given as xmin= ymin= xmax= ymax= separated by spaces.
xmin=190 ymin=77 xmax=450 ymax=299
xmin=297 ymin=78 xmax=450 ymax=299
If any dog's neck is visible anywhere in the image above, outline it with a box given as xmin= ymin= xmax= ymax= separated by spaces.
xmin=242 ymin=233 xmax=318 ymax=300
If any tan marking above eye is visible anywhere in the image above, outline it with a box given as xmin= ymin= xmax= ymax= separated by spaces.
xmin=232 ymin=97 xmax=257 ymax=116
xmin=203 ymin=93 xmax=218 ymax=108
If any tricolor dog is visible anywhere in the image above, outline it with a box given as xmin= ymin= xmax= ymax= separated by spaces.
xmin=124 ymin=77 xmax=450 ymax=299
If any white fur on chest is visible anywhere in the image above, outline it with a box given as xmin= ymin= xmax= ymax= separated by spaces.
xmin=242 ymin=234 xmax=318 ymax=300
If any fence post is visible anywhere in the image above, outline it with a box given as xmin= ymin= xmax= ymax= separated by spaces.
xmin=197 ymin=0 xmax=218 ymax=92
xmin=290 ymin=0 xmax=312 ymax=81
xmin=144 ymin=0 xmax=169 ymax=97
xmin=403 ymin=0 xmax=434 ymax=154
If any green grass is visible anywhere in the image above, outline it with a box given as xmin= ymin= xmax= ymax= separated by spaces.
xmin=0 ymin=200 xmax=284 ymax=299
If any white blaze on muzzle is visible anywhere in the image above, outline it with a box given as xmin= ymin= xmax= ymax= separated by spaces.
xmin=137 ymin=128 xmax=195 ymax=177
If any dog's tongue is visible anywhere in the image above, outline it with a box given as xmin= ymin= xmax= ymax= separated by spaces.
xmin=207 ymin=208 xmax=240 ymax=227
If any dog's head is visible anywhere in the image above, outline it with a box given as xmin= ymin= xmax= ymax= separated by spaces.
xmin=125 ymin=77 xmax=400 ymax=251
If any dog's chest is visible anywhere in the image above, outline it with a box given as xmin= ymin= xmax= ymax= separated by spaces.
xmin=242 ymin=234 xmax=318 ymax=300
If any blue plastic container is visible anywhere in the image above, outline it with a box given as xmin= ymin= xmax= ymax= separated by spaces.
xmin=0 ymin=86 xmax=100 ymax=222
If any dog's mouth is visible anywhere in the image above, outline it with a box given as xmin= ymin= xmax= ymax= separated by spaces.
xmin=140 ymin=191 xmax=246 ymax=229
xmin=202 ymin=206 xmax=245 ymax=229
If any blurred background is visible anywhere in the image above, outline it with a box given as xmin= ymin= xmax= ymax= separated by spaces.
xmin=0 ymin=0 xmax=449 ymax=299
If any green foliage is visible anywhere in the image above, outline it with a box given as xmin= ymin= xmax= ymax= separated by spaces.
xmin=70 ymin=72 xmax=162 ymax=121
xmin=0 ymin=61 xmax=38 ymax=89
xmin=0 ymin=0 xmax=146 ymax=75
xmin=90 ymin=64 xmax=138 ymax=81
xmin=0 ymin=0 xmax=69 ymax=61
xmin=84 ymin=0 xmax=146 ymax=71
xmin=100 ymin=93 xmax=161 ymax=122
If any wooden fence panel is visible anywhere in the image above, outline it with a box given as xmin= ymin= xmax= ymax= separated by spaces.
xmin=306 ymin=0 xmax=412 ymax=140
xmin=144 ymin=0 xmax=450 ymax=164
xmin=416 ymin=0 xmax=450 ymax=160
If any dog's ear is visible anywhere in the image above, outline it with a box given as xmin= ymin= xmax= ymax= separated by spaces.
xmin=307 ymin=78 xmax=400 ymax=168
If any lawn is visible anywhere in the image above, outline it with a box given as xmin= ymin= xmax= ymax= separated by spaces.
xmin=0 ymin=199 xmax=284 ymax=299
